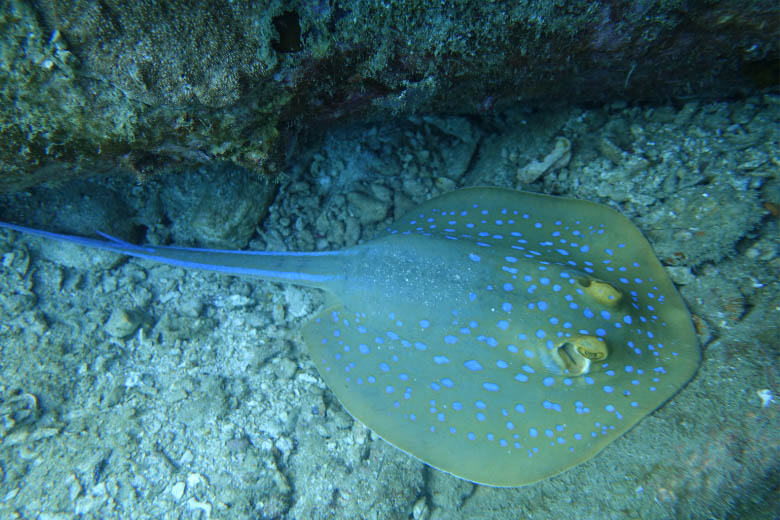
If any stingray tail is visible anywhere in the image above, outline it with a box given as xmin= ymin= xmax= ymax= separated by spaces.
xmin=0 ymin=221 xmax=345 ymax=288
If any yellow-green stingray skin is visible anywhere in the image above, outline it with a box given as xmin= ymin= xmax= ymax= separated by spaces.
xmin=304 ymin=188 xmax=700 ymax=486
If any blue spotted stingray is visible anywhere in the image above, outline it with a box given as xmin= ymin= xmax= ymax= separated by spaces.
xmin=0 ymin=187 xmax=700 ymax=486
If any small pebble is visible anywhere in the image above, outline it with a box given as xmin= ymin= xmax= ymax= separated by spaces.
xmin=171 ymin=482 xmax=185 ymax=501
xmin=103 ymin=309 xmax=140 ymax=338
xmin=412 ymin=496 xmax=430 ymax=520
xmin=665 ymin=266 xmax=695 ymax=285
xmin=224 ymin=294 xmax=252 ymax=308
xmin=347 ymin=191 xmax=388 ymax=224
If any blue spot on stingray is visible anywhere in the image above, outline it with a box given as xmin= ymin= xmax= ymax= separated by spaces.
xmin=464 ymin=360 xmax=483 ymax=371
xmin=419 ymin=319 xmax=430 ymax=329
xmin=453 ymin=401 xmax=463 ymax=411
xmin=529 ymin=428 xmax=538 ymax=438
xmin=444 ymin=335 xmax=458 ymax=344
xmin=359 ymin=344 xmax=370 ymax=354
xmin=496 ymin=360 xmax=509 ymax=368
xmin=483 ymin=382 xmax=500 ymax=392
xmin=498 ymin=320 xmax=510 ymax=330
xmin=441 ymin=378 xmax=454 ymax=388
xmin=543 ymin=377 xmax=554 ymax=387
xmin=433 ymin=355 xmax=450 ymax=365
xmin=379 ymin=363 xmax=390 ymax=372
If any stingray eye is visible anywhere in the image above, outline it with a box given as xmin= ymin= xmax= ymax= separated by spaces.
xmin=575 ymin=277 xmax=622 ymax=306
xmin=551 ymin=334 xmax=609 ymax=376
xmin=577 ymin=344 xmax=607 ymax=361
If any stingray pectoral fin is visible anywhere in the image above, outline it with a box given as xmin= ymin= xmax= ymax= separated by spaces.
xmin=302 ymin=304 xmax=612 ymax=487
xmin=304 ymin=305 xmax=492 ymax=483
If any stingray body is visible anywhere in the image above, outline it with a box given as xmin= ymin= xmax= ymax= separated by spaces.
xmin=0 ymin=187 xmax=700 ymax=486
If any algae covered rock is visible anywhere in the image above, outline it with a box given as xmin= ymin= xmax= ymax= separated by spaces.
xmin=1 ymin=0 xmax=777 ymax=191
